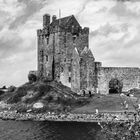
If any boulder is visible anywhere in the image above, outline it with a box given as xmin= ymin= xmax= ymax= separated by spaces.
xmin=33 ymin=102 xmax=44 ymax=109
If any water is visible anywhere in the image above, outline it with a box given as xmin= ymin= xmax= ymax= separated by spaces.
xmin=0 ymin=120 xmax=103 ymax=140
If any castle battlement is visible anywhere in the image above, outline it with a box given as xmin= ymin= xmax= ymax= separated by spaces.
xmin=37 ymin=14 xmax=89 ymax=36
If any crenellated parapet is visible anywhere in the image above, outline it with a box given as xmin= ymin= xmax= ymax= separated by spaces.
xmin=81 ymin=27 xmax=89 ymax=35
xmin=43 ymin=14 xmax=50 ymax=28
xmin=37 ymin=28 xmax=50 ymax=36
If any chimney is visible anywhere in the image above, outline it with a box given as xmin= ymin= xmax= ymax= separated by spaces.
xmin=52 ymin=15 xmax=57 ymax=22
xmin=43 ymin=14 xmax=50 ymax=28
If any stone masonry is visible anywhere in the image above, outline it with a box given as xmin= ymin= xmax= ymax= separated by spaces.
xmin=36 ymin=14 xmax=95 ymax=93
xmin=31 ymin=13 xmax=140 ymax=94
xmin=98 ymin=67 xmax=140 ymax=94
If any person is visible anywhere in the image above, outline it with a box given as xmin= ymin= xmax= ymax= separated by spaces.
xmin=89 ymin=90 xmax=92 ymax=97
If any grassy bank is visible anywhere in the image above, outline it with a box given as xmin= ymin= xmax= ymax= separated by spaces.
xmin=0 ymin=81 xmax=90 ymax=113
xmin=0 ymin=81 xmax=139 ymax=117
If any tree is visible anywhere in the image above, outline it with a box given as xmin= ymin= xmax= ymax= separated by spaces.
xmin=8 ymin=86 xmax=16 ymax=92
xmin=28 ymin=73 xmax=37 ymax=83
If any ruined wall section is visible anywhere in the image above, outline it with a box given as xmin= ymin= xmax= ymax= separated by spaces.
xmin=58 ymin=31 xmax=72 ymax=88
xmin=98 ymin=67 xmax=140 ymax=94
xmin=80 ymin=56 xmax=87 ymax=90
xmin=37 ymin=28 xmax=56 ymax=81
xmin=37 ymin=29 xmax=45 ymax=79
xmin=44 ymin=33 xmax=55 ymax=80
xmin=86 ymin=54 xmax=95 ymax=91
xmin=74 ymin=28 xmax=89 ymax=55
xmin=94 ymin=62 xmax=102 ymax=92
xmin=71 ymin=48 xmax=80 ymax=92
xmin=80 ymin=48 xmax=95 ymax=91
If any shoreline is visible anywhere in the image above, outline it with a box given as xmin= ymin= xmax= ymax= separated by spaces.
xmin=0 ymin=110 xmax=136 ymax=123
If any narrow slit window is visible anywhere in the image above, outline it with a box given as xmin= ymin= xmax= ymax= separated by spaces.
xmin=69 ymin=77 xmax=71 ymax=83
xmin=61 ymin=67 xmax=64 ymax=72
xmin=68 ymin=66 xmax=71 ymax=72
xmin=46 ymin=55 xmax=48 ymax=61
xmin=73 ymin=35 xmax=76 ymax=43
xmin=46 ymin=37 xmax=49 ymax=44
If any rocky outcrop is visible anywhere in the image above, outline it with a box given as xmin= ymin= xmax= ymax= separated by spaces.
xmin=5 ymin=81 xmax=89 ymax=113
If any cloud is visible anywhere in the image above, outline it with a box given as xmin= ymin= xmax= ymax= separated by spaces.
xmin=0 ymin=28 xmax=37 ymax=87
xmin=0 ymin=0 xmax=140 ymax=87
xmin=90 ymin=23 xmax=120 ymax=37
xmin=110 ymin=1 xmax=140 ymax=19
xmin=9 ymin=0 xmax=45 ymax=29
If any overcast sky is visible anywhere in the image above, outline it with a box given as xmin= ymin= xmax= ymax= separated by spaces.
xmin=0 ymin=0 xmax=140 ymax=87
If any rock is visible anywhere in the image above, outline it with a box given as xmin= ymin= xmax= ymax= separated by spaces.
xmin=33 ymin=102 xmax=44 ymax=109
xmin=27 ymin=109 xmax=32 ymax=113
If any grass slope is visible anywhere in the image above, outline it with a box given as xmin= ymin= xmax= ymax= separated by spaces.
xmin=72 ymin=94 xmax=140 ymax=114
xmin=0 ymin=81 xmax=89 ymax=113
xmin=0 ymin=81 xmax=140 ymax=114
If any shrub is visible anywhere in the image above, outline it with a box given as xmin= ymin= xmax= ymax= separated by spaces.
xmin=28 ymin=73 xmax=37 ymax=83
xmin=8 ymin=85 xmax=16 ymax=92
xmin=2 ymin=86 xmax=6 ymax=89
xmin=0 ymin=90 xmax=4 ymax=95
xmin=7 ymin=86 xmax=28 ymax=103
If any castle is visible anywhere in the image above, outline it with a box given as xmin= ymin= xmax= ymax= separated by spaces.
xmin=30 ymin=14 xmax=140 ymax=94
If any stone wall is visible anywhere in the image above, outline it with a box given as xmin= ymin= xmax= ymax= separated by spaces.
xmin=86 ymin=56 xmax=95 ymax=91
xmin=58 ymin=29 xmax=89 ymax=90
xmin=98 ymin=67 xmax=140 ymax=94
xmin=71 ymin=48 xmax=80 ymax=92
xmin=37 ymin=30 xmax=55 ymax=81
xmin=53 ymin=25 xmax=89 ymax=89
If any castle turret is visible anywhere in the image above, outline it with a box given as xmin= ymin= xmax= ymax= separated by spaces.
xmin=37 ymin=13 xmax=93 ymax=88
xmin=43 ymin=14 xmax=50 ymax=28
xmin=52 ymin=15 xmax=57 ymax=22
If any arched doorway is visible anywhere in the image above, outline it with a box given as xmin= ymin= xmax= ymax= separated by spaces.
xmin=109 ymin=78 xmax=123 ymax=94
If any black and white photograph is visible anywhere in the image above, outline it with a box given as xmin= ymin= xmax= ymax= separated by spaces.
xmin=0 ymin=0 xmax=140 ymax=139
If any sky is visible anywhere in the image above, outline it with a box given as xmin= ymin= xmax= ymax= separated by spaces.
xmin=0 ymin=0 xmax=140 ymax=87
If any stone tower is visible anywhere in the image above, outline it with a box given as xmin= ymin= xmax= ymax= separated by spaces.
xmin=37 ymin=13 xmax=95 ymax=92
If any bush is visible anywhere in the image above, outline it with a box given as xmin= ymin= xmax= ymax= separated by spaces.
xmin=0 ymin=90 xmax=4 ymax=95
xmin=7 ymin=86 xmax=28 ymax=103
xmin=8 ymin=86 xmax=16 ymax=92
xmin=28 ymin=73 xmax=37 ymax=83
xmin=2 ymin=86 xmax=6 ymax=89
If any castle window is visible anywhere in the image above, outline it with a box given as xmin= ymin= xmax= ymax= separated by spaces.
xmin=68 ymin=66 xmax=71 ymax=72
xmin=61 ymin=67 xmax=64 ymax=72
xmin=40 ymin=50 xmax=43 ymax=56
xmin=46 ymin=37 xmax=49 ymax=44
xmin=64 ymin=58 xmax=66 ymax=62
xmin=80 ymin=58 xmax=83 ymax=64
xmin=46 ymin=55 xmax=48 ymax=61
xmin=69 ymin=77 xmax=71 ymax=83
xmin=72 ymin=35 xmax=76 ymax=43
